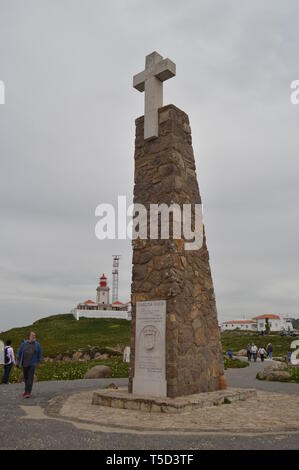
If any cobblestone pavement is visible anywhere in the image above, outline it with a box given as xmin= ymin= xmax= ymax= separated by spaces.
xmin=0 ymin=363 xmax=299 ymax=449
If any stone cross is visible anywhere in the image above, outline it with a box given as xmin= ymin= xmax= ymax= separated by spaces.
xmin=133 ymin=51 xmax=176 ymax=140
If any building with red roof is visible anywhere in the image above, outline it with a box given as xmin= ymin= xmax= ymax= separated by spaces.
xmin=72 ymin=274 xmax=130 ymax=321
xmin=221 ymin=314 xmax=293 ymax=332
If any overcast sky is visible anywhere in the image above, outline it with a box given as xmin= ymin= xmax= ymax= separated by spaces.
xmin=0 ymin=0 xmax=298 ymax=331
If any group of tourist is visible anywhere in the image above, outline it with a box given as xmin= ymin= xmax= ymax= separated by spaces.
xmin=1 ymin=331 xmax=42 ymax=398
xmin=246 ymin=342 xmax=273 ymax=362
xmin=227 ymin=342 xmax=273 ymax=362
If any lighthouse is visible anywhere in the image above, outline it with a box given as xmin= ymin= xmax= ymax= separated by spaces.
xmin=71 ymin=271 xmax=130 ymax=321
xmin=96 ymin=273 xmax=110 ymax=305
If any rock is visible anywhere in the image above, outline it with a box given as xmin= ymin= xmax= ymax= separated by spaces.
xmin=272 ymin=357 xmax=285 ymax=363
xmin=267 ymin=361 xmax=286 ymax=371
xmin=84 ymin=365 xmax=111 ymax=379
xmin=235 ymin=349 xmax=247 ymax=357
xmin=62 ymin=356 xmax=72 ymax=362
xmin=106 ymin=382 xmax=118 ymax=389
xmin=43 ymin=357 xmax=53 ymax=362
xmin=72 ymin=351 xmax=82 ymax=361
xmin=266 ymin=371 xmax=291 ymax=381
xmin=81 ymin=353 xmax=91 ymax=361
xmin=257 ymin=367 xmax=291 ymax=382
xmin=94 ymin=352 xmax=108 ymax=360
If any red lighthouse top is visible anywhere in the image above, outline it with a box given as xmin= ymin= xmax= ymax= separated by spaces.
xmin=99 ymin=273 xmax=107 ymax=287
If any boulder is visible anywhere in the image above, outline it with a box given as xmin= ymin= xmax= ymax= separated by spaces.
xmin=62 ymin=356 xmax=72 ymax=362
xmin=81 ymin=353 xmax=91 ymax=361
xmin=257 ymin=368 xmax=291 ymax=381
xmin=266 ymin=361 xmax=286 ymax=371
xmin=235 ymin=349 xmax=247 ymax=357
xmin=272 ymin=356 xmax=285 ymax=362
xmin=43 ymin=357 xmax=53 ymax=363
xmin=94 ymin=352 xmax=108 ymax=360
xmin=84 ymin=365 xmax=111 ymax=379
xmin=265 ymin=371 xmax=291 ymax=381
xmin=72 ymin=351 xmax=82 ymax=361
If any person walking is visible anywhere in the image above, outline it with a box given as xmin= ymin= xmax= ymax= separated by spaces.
xmin=2 ymin=340 xmax=15 ymax=384
xmin=17 ymin=331 xmax=42 ymax=398
xmin=246 ymin=343 xmax=252 ymax=361
xmin=259 ymin=346 xmax=266 ymax=362
xmin=251 ymin=343 xmax=258 ymax=362
xmin=227 ymin=348 xmax=233 ymax=360
xmin=267 ymin=343 xmax=273 ymax=360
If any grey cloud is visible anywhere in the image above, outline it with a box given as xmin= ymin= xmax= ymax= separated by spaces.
xmin=0 ymin=0 xmax=298 ymax=330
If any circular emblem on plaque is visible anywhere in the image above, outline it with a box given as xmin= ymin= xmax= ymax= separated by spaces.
xmin=142 ymin=325 xmax=158 ymax=351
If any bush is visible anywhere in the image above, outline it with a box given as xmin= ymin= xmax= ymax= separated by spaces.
xmin=224 ymin=357 xmax=249 ymax=370
xmin=0 ymin=358 xmax=129 ymax=383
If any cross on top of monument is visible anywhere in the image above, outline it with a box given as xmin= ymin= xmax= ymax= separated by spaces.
xmin=133 ymin=51 xmax=176 ymax=140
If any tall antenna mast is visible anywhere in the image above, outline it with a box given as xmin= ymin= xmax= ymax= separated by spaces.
xmin=112 ymin=255 xmax=121 ymax=303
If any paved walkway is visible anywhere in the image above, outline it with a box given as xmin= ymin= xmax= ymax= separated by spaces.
xmin=0 ymin=363 xmax=298 ymax=450
xmin=226 ymin=359 xmax=299 ymax=394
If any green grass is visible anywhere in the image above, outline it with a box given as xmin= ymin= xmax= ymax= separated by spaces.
xmin=223 ymin=357 xmax=249 ymax=370
xmin=0 ymin=356 xmax=246 ymax=383
xmin=289 ymin=367 xmax=299 ymax=383
xmin=221 ymin=331 xmax=295 ymax=357
xmin=0 ymin=314 xmax=131 ymax=357
xmin=0 ymin=358 xmax=129 ymax=383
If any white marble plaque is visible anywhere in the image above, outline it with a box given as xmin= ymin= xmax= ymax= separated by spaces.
xmin=0 ymin=340 xmax=4 ymax=365
xmin=133 ymin=300 xmax=167 ymax=397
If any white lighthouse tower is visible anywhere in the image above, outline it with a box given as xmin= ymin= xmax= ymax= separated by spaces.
xmin=96 ymin=273 xmax=110 ymax=305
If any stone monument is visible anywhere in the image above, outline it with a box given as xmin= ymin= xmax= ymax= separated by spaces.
xmin=129 ymin=51 xmax=226 ymax=398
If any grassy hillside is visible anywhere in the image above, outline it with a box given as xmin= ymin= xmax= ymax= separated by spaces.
xmin=1 ymin=314 xmax=296 ymax=360
xmin=2 ymin=314 xmax=296 ymax=383
xmin=0 ymin=314 xmax=131 ymax=357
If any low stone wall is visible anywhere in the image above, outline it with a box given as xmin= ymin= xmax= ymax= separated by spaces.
xmin=92 ymin=387 xmax=256 ymax=413
xmin=43 ymin=347 xmax=123 ymax=363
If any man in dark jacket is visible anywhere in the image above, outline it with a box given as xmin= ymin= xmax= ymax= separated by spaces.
xmin=17 ymin=331 xmax=42 ymax=398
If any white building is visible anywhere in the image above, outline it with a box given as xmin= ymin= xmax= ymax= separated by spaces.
xmin=71 ymin=274 xmax=131 ymax=321
xmin=221 ymin=320 xmax=257 ymax=331
xmin=221 ymin=314 xmax=293 ymax=332
xmin=253 ymin=314 xmax=293 ymax=332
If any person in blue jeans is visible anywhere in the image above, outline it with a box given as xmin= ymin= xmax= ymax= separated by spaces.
xmin=267 ymin=343 xmax=273 ymax=360
xmin=2 ymin=339 xmax=15 ymax=384
xmin=251 ymin=344 xmax=258 ymax=362
xmin=227 ymin=348 xmax=233 ymax=360
xmin=17 ymin=331 xmax=42 ymax=398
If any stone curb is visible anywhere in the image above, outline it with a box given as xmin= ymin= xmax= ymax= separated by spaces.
xmin=92 ymin=387 xmax=256 ymax=413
